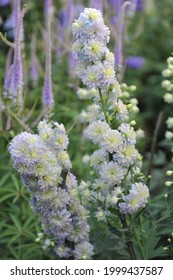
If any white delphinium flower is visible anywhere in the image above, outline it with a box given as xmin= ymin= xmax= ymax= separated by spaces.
xmin=110 ymin=99 xmax=129 ymax=122
xmin=106 ymin=187 xmax=122 ymax=207
xmin=118 ymin=123 xmax=136 ymax=145
xmin=101 ymin=128 xmax=122 ymax=153
xmin=90 ymin=149 xmax=107 ymax=170
xmin=114 ymin=144 xmax=140 ymax=167
xmin=73 ymin=241 xmax=94 ymax=260
xmin=87 ymin=120 xmax=109 ymax=144
xmin=99 ymin=161 xmax=126 ymax=187
xmin=87 ymin=104 xmax=103 ymax=123
xmin=119 ymin=183 xmax=149 ymax=214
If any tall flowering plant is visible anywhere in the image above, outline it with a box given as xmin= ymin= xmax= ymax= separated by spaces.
xmin=72 ymin=8 xmax=149 ymax=259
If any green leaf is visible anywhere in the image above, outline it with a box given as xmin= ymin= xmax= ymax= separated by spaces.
xmin=10 ymin=214 xmax=21 ymax=231
xmin=0 ymin=193 xmax=15 ymax=203
xmin=0 ymin=172 xmax=11 ymax=187
xmin=11 ymin=174 xmax=20 ymax=191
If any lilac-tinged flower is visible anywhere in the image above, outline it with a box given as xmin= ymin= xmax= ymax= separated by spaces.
xmin=73 ymin=241 xmax=94 ymax=260
xmin=126 ymin=56 xmax=145 ymax=69
xmin=119 ymin=182 xmax=149 ymax=214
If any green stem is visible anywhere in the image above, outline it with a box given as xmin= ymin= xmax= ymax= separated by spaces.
xmin=118 ymin=211 xmax=136 ymax=260
xmin=98 ymin=88 xmax=110 ymax=125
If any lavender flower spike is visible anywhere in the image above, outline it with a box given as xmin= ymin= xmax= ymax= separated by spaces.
xmin=42 ymin=21 xmax=54 ymax=111
xmin=12 ymin=5 xmax=26 ymax=102
xmin=44 ymin=0 xmax=54 ymax=21
xmin=89 ymin=0 xmax=103 ymax=11
xmin=0 ymin=0 xmax=10 ymax=6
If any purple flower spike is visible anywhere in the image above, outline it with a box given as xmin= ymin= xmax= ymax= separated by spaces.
xmin=12 ymin=5 xmax=27 ymax=101
xmin=136 ymin=0 xmax=144 ymax=11
xmin=42 ymin=22 xmax=54 ymax=110
xmin=44 ymin=0 xmax=54 ymax=21
xmin=4 ymin=5 xmax=27 ymax=105
xmin=0 ymin=0 xmax=10 ymax=6
xmin=89 ymin=0 xmax=103 ymax=11
xmin=57 ymin=0 xmax=74 ymax=28
xmin=126 ymin=56 xmax=145 ymax=69
xmin=30 ymin=35 xmax=40 ymax=84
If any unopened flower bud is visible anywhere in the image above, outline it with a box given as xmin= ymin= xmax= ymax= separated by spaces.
xmin=130 ymin=120 xmax=136 ymax=126
xmin=165 ymin=181 xmax=173 ymax=187
xmin=166 ymin=170 xmax=173 ymax=176
xmin=162 ymin=69 xmax=172 ymax=77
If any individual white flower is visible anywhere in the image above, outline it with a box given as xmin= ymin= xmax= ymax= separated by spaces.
xmin=118 ymin=123 xmax=136 ymax=144
xmin=131 ymin=182 xmax=149 ymax=206
xmin=99 ymin=161 xmax=126 ymax=187
xmin=84 ymin=40 xmax=105 ymax=62
xmin=110 ymin=99 xmax=128 ymax=121
xmin=101 ymin=128 xmax=122 ymax=153
xmin=80 ymin=63 xmax=103 ymax=89
xmin=73 ymin=241 xmax=94 ymax=260
xmin=90 ymin=149 xmax=107 ymax=169
xmin=119 ymin=182 xmax=149 ymax=214
xmin=87 ymin=120 xmax=109 ymax=144
xmin=114 ymin=144 xmax=140 ymax=167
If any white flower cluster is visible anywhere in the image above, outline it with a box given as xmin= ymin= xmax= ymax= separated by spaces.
xmin=162 ymin=54 xmax=173 ymax=187
xmin=72 ymin=8 xmax=149 ymax=218
xmin=9 ymin=120 xmax=94 ymax=260
xmin=162 ymin=55 xmax=173 ymax=104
